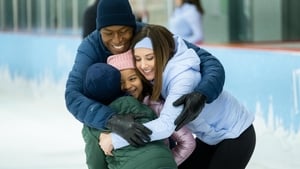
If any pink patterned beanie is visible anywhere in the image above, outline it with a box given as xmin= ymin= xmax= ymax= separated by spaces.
xmin=107 ymin=50 xmax=135 ymax=70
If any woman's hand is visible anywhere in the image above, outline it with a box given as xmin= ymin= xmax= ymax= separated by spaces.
xmin=99 ymin=132 xmax=114 ymax=156
xmin=173 ymin=92 xmax=206 ymax=131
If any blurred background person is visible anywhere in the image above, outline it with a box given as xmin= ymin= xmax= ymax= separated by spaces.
xmin=135 ymin=9 xmax=149 ymax=23
xmin=82 ymin=0 xmax=100 ymax=38
xmin=169 ymin=0 xmax=205 ymax=45
xmin=131 ymin=0 xmax=149 ymax=23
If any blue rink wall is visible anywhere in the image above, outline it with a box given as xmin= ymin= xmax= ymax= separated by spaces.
xmin=0 ymin=33 xmax=80 ymax=82
xmin=203 ymin=46 xmax=300 ymax=133
xmin=1 ymin=33 xmax=300 ymax=133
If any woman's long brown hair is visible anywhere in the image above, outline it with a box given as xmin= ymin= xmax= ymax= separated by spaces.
xmin=130 ymin=24 xmax=175 ymax=101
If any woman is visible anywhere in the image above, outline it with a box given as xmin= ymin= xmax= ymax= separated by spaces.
xmin=169 ymin=0 xmax=205 ymax=44
xmin=101 ymin=24 xmax=256 ymax=169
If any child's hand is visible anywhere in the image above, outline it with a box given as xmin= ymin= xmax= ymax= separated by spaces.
xmin=99 ymin=132 xmax=114 ymax=156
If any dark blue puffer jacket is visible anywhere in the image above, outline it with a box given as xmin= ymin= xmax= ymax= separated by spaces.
xmin=65 ymin=22 xmax=225 ymax=130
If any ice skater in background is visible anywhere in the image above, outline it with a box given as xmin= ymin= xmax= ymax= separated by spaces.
xmin=169 ymin=0 xmax=205 ymax=44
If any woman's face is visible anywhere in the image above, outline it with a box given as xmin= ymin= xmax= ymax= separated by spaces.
xmin=100 ymin=25 xmax=134 ymax=55
xmin=134 ymin=48 xmax=155 ymax=81
xmin=120 ymin=69 xmax=143 ymax=99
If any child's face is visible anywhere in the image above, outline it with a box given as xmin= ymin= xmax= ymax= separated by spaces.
xmin=134 ymin=48 xmax=156 ymax=81
xmin=120 ymin=69 xmax=143 ymax=99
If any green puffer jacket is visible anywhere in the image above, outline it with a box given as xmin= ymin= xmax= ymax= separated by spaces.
xmin=106 ymin=96 xmax=177 ymax=169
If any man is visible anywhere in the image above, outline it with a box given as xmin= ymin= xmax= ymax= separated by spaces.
xmin=65 ymin=0 xmax=225 ymax=168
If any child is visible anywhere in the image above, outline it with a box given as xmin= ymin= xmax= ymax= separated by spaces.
xmin=83 ymin=62 xmax=177 ymax=169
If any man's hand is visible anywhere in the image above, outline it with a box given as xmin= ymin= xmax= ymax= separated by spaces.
xmin=99 ymin=132 xmax=114 ymax=156
xmin=173 ymin=92 xmax=206 ymax=131
xmin=106 ymin=114 xmax=152 ymax=147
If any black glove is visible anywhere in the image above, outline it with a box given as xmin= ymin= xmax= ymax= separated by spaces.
xmin=173 ymin=92 xmax=206 ymax=131
xmin=106 ymin=114 xmax=152 ymax=147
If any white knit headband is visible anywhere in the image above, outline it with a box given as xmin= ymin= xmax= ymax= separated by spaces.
xmin=133 ymin=37 xmax=153 ymax=50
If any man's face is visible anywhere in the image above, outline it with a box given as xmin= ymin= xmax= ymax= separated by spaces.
xmin=100 ymin=25 xmax=134 ymax=55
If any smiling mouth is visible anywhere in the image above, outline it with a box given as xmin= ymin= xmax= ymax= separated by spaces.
xmin=112 ymin=44 xmax=124 ymax=49
xmin=142 ymin=69 xmax=152 ymax=74
xmin=128 ymin=87 xmax=139 ymax=95
xmin=128 ymin=89 xmax=136 ymax=95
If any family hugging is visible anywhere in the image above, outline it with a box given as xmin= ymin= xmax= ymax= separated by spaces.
xmin=65 ymin=0 xmax=256 ymax=169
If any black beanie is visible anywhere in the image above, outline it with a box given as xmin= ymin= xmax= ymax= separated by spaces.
xmin=96 ymin=0 xmax=136 ymax=30
xmin=84 ymin=63 xmax=124 ymax=105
